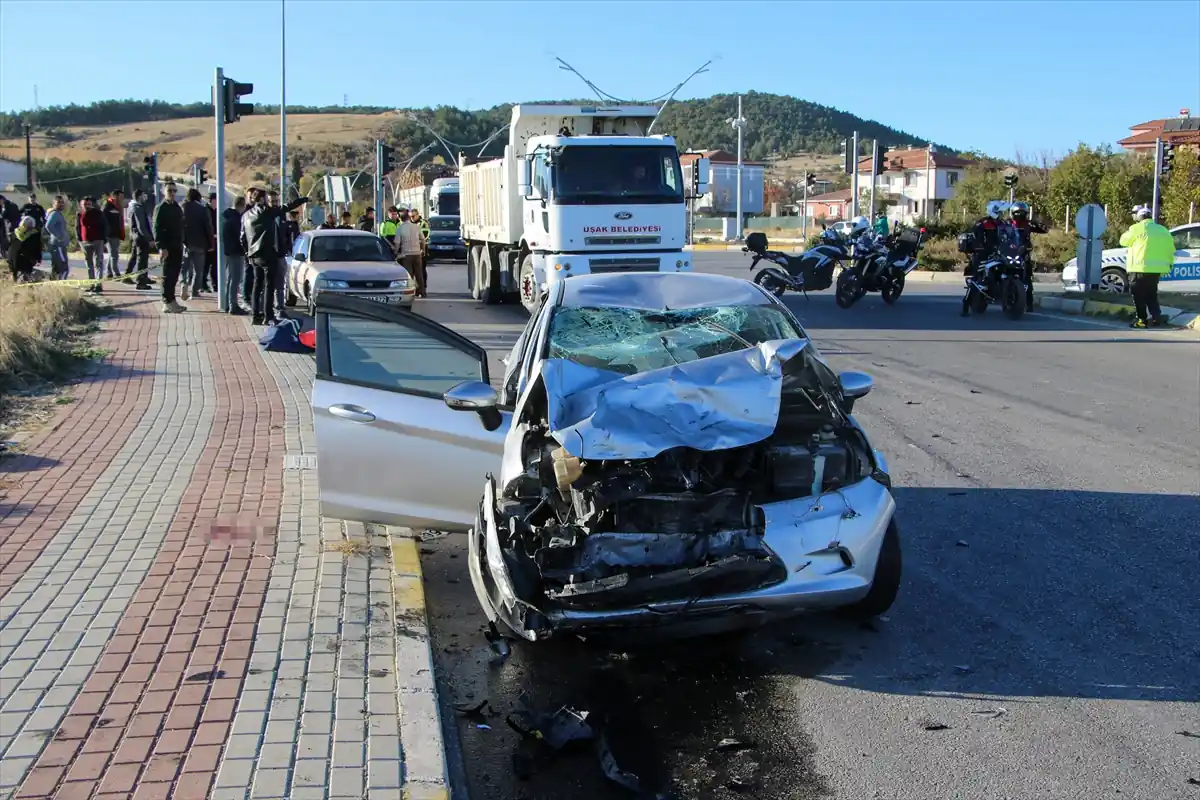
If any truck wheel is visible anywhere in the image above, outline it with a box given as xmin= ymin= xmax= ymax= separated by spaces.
xmin=519 ymin=254 xmax=540 ymax=315
xmin=480 ymin=249 xmax=501 ymax=306
xmin=467 ymin=247 xmax=482 ymax=301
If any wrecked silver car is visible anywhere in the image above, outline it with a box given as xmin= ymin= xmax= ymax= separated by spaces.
xmin=311 ymin=273 xmax=900 ymax=641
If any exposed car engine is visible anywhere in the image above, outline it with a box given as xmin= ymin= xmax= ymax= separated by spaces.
xmin=495 ymin=399 xmax=873 ymax=611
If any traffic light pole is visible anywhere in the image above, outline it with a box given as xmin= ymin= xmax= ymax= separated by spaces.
xmin=869 ymin=139 xmax=878 ymax=219
xmin=374 ymin=140 xmax=383 ymax=233
xmin=214 ymin=67 xmax=228 ymax=311
xmin=801 ymin=180 xmax=809 ymax=243
xmin=850 ymin=131 xmax=860 ymax=219
xmin=1151 ymin=137 xmax=1162 ymax=223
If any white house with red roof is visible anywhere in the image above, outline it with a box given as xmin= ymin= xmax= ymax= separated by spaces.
xmin=854 ymin=146 xmax=976 ymax=223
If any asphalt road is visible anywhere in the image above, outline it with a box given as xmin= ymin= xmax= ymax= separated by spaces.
xmin=415 ymin=254 xmax=1200 ymax=800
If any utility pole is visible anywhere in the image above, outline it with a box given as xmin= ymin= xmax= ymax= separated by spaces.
xmin=728 ymin=95 xmax=747 ymax=241
xmin=869 ymin=139 xmax=878 ymax=218
xmin=23 ymin=124 xmax=33 ymax=189
xmin=279 ymin=0 xmax=288 ymax=199
xmin=850 ymin=131 xmax=860 ymax=219
xmin=1151 ymin=137 xmax=1163 ymax=222
xmin=802 ymin=180 xmax=809 ymax=242
xmin=214 ymin=67 xmax=228 ymax=311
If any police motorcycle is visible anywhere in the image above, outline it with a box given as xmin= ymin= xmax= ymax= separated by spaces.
xmin=742 ymin=227 xmax=848 ymax=298
xmin=959 ymin=214 xmax=1029 ymax=320
xmin=834 ymin=220 xmax=926 ymax=308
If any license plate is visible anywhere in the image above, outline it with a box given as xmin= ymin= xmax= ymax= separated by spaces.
xmin=431 ymin=245 xmax=450 ymax=250
xmin=359 ymin=294 xmax=395 ymax=303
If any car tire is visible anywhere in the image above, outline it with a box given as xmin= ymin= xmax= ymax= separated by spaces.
xmin=518 ymin=253 xmax=540 ymax=316
xmin=839 ymin=519 xmax=901 ymax=620
xmin=305 ymin=283 xmax=316 ymax=318
xmin=1099 ymin=267 xmax=1128 ymax=294
xmin=480 ymin=249 xmax=501 ymax=306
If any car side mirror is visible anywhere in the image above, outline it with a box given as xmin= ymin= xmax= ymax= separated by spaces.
xmin=444 ymin=380 xmax=503 ymax=431
xmin=838 ymin=371 xmax=873 ymax=415
xmin=294 ymin=253 xmax=306 ymax=262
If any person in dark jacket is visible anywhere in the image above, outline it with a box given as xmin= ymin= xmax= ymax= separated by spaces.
xmin=204 ymin=192 xmax=218 ymax=291
xmin=102 ymin=190 xmax=126 ymax=278
xmin=357 ymin=208 xmax=376 ymax=232
xmin=1008 ymin=201 xmax=1047 ymax=309
xmin=243 ymin=188 xmax=308 ymax=324
xmin=76 ymin=196 xmax=109 ymax=293
xmin=152 ymin=183 xmax=186 ymax=312
xmin=961 ymin=202 xmax=1003 ymax=316
xmin=0 ymin=193 xmax=22 ymax=250
xmin=222 ymin=196 xmax=248 ymax=315
xmin=19 ymin=192 xmax=46 ymax=230
xmin=6 ymin=217 xmax=40 ymax=282
xmin=180 ymin=188 xmax=213 ymax=299
xmin=127 ymin=189 xmax=155 ymax=289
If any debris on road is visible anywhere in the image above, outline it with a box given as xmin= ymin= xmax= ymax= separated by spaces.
xmin=596 ymin=731 xmax=643 ymax=793
xmin=954 ymin=665 xmax=972 ymax=673
xmin=419 ymin=530 xmax=449 ymax=541
xmin=485 ymin=621 xmax=513 ymax=665
xmin=1177 ymin=730 xmax=1200 ymax=739
xmin=714 ymin=737 xmax=756 ymax=753
xmin=454 ymin=699 xmax=493 ymax=725
xmin=923 ymin=722 xmax=951 ymax=731
xmin=956 ymin=540 xmax=969 ymax=547
xmin=972 ymin=708 xmax=1007 ymax=719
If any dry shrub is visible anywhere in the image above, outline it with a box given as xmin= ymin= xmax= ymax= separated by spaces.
xmin=0 ymin=278 xmax=101 ymax=391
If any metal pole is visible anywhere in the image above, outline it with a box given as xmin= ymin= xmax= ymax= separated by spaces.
xmin=374 ymin=140 xmax=383 ymax=231
xmin=925 ymin=144 xmax=932 ymax=219
xmin=869 ymin=139 xmax=878 ymax=218
xmin=279 ymin=0 xmax=288 ymax=199
xmin=1151 ymin=137 xmax=1162 ymax=222
xmin=850 ymin=131 xmax=859 ymax=218
xmin=735 ymin=95 xmax=744 ymax=240
xmin=802 ymin=181 xmax=808 ymax=242
xmin=1190 ymin=201 xmax=1195 ymax=224
xmin=1009 ymin=186 xmax=1015 ymax=205
xmin=24 ymin=124 xmax=33 ymax=188
xmin=215 ymin=67 xmax=228 ymax=312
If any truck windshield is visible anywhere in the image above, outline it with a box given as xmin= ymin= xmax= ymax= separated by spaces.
xmin=433 ymin=192 xmax=459 ymax=215
xmin=552 ymin=146 xmax=684 ymax=205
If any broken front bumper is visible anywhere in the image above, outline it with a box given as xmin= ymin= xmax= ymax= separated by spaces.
xmin=468 ymin=475 xmax=896 ymax=641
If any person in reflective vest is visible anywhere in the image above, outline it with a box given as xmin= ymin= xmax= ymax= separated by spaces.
xmin=379 ymin=206 xmax=400 ymax=247
xmin=1121 ymin=205 xmax=1175 ymax=329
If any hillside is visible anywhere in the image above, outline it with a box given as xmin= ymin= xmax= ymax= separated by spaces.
xmin=0 ymin=92 xmax=950 ymax=188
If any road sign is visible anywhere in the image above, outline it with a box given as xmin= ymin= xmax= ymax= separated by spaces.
xmin=1074 ymin=203 xmax=1107 ymax=291
xmin=324 ymin=175 xmax=352 ymax=204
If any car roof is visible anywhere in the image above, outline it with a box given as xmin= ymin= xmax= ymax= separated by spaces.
xmin=556 ymin=271 xmax=773 ymax=311
xmin=307 ymin=229 xmax=378 ymax=238
xmin=429 ymin=215 xmax=459 ymax=221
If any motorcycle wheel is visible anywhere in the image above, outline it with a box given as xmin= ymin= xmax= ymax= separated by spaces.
xmin=753 ymin=270 xmax=786 ymax=298
xmin=969 ymin=289 xmax=989 ymax=315
xmin=881 ymin=272 xmax=905 ymax=305
xmin=835 ymin=270 xmax=861 ymax=308
xmin=1002 ymin=277 xmax=1026 ymax=320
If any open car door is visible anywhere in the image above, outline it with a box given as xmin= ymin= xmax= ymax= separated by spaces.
xmin=313 ymin=294 xmax=509 ymax=531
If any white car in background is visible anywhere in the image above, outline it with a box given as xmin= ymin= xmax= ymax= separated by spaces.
xmin=1061 ymin=223 xmax=1200 ymax=293
xmin=285 ymin=229 xmax=415 ymax=315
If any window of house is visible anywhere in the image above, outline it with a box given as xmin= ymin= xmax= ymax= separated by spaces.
xmin=945 ymin=171 xmax=960 ymax=188
xmin=904 ymin=171 xmax=919 ymax=187
xmin=830 ymin=205 xmax=840 ymax=217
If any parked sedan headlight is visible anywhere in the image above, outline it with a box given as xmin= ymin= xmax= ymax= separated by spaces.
xmin=389 ymin=278 xmax=409 ymax=288
xmin=315 ymin=278 xmax=349 ymax=289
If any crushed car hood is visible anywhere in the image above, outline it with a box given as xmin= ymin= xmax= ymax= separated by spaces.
xmin=539 ymin=338 xmax=815 ymax=461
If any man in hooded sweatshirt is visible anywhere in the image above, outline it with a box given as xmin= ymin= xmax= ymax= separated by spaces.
xmin=127 ymin=189 xmax=155 ymax=289
xmin=44 ymin=195 xmax=71 ymax=280
xmin=102 ymin=190 xmax=126 ymax=278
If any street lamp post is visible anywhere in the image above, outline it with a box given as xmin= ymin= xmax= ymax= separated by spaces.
xmin=727 ymin=95 xmax=747 ymax=241
xmin=279 ymin=0 xmax=288 ymax=199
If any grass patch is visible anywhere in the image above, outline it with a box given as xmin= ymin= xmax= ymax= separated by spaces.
xmin=325 ymin=539 xmax=373 ymax=557
xmin=0 ymin=277 xmax=105 ymax=430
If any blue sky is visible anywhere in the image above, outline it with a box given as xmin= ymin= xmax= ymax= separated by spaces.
xmin=1 ymin=0 xmax=1197 ymax=158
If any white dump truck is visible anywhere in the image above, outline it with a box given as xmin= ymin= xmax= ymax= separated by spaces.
xmin=459 ymin=104 xmax=704 ymax=312
xmin=395 ymin=177 xmax=460 ymax=217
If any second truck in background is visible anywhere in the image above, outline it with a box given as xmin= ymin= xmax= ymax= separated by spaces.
xmin=459 ymin=104 xmax=705 ymax=313
xmin=395 ymin=177 xmax=461 ymax=218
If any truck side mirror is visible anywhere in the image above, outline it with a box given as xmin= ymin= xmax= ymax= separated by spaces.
xmin=519 ymin=157 xmax=533 ymax=199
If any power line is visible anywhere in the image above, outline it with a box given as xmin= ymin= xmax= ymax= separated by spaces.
xmin=37 ymin=165 xmax=128 ymax=184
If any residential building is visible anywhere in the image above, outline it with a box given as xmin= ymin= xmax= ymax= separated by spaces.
xmin=680 ymin=149 xmax=766 ymax=216
xmin=1117 ymin=109 xmax=1200 ymax=153
xmin=797 ymin=188 xmax=853 ymax=222
xmin=855 ymin=146 xmax=975 ymax=224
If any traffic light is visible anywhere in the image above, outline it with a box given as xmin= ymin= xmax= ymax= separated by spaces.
xmin=198 ymin=167 xmax=209 ymax=185
xmin=805 ymin=172 xmax=816 ymax=189
xmin=380 ymin=143 xmax=397 ymax=174
xmin=843 ymin=138 xmax=854 ymax=175
xmin=691 ymin=162 xmax=701 ymax=196
xmin=873 ymin=146 xmax=888 ymax=175
xmin=1160 ymin=142 xmax=1176 ymax=176
xmin=1004 ymin=172 xmax=1018 ymax=188
xmin=143 ymin=153 xmax=157 ymax=183
xmin=222 ymin=78 xmax=254 ymax=124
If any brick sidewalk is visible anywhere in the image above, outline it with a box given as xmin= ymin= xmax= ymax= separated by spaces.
xmin=0 ymin=287 xmax=447 ymax=799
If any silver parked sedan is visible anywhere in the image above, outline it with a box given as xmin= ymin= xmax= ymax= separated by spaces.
xmin=311 ymin=272 xmax=900 ymax=641
xmin=286 ymin=229 xmax=415 ymax=314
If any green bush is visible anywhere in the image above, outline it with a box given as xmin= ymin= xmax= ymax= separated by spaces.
xmin=917 ymin=238 xmax=962 ymax=271
xmin=1032 ymin=229 xmax=1075 ymax=272
xmin=912 ymin=215 xmax=970 ymax=241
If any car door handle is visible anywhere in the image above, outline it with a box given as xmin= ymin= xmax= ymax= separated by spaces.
xmin=329 ymin=404 xmax=376 ymax=423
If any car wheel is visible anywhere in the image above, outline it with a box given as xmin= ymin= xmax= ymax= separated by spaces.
xmin=839 ymin=519 xmax=901 ymax=620
xmin=285 ymin=278 xmax=298 ymax=308
xmin=305 ymin=283 xmax=315 ymax=318
xmin=1099 ymin=267 xmax=1128 ymax=294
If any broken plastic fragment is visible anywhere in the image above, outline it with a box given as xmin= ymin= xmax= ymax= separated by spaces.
xmin=596 ymin=731 xmax=642 ymax=792
xmin=454 ymin=699 xmax=492 ymax=724
xmin=971 ymin=707 xmax=1006 ymax=719
xmin=419 ymin=530 xmax=449 ymax=541
xmin=954 ymin=664 xmax=971 ymax=673
xmin=714 ymin=737 xmax=756 ymax=753
xmin=923 ymin=723 xmax=951 ymax=731
xmin=956 ymin=540 xmax=969 ymax=547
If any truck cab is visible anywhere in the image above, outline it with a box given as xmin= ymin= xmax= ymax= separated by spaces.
xmin=460 ymin=105 xmax=707 ymax=313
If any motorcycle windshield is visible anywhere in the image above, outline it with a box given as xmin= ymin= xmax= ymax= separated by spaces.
xmin=995 ymin=225 xmax=1023 ymax=260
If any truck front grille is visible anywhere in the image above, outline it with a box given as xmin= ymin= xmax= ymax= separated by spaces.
xmin=588 ymin=257 xmax=661 ymax=273
xmin=585 ymin=235 xmax=662 ymax=246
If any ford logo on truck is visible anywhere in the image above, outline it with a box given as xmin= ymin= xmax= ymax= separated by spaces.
xmin=614 ymin=211 xmax=633 ymax=220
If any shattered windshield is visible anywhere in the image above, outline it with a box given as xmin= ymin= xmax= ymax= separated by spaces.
xmin=548 ymin=305 xmax=803 ymax=376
